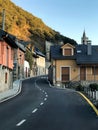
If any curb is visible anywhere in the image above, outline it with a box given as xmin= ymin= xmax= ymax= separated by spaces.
xmin=0 ymin=80 xmax=22 ymax=103
xmin=77 ymin=91 xmax=98 ymax=116
xmin=48 ymin=80 xmax=98 ymax=116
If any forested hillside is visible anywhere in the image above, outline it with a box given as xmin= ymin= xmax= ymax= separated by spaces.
xmin=0 ymin=0 xmax=77 ymax=52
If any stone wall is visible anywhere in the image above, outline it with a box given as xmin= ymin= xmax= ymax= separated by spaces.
xmin=0 ymin=65 xmax=13 ymax=92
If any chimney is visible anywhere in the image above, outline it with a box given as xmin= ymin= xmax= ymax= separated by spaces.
xmin=87 ymin=40 xmax=92 ymax=55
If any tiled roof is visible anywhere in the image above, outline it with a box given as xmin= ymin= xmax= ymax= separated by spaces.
xmin=0 ymin=29 xmax=26 ymax=51
xmin=76 ymin=44 xmax=98 ymax=64
xmin=50 ymin=44 xmax=98 ymax=64
xmin=35 ymin=47 xmax=45 ymax=57
xmin=50 ymin=45 xmax=76 ymax=60
xmin=0 ymin=29 xmax=17 ymax=48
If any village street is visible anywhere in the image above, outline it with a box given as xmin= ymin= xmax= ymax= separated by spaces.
xmin=0 ymin=76 xmax=98 ymax=130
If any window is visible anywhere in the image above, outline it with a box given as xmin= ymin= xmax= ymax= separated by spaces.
xmin=64 ymin=49 xmax=72 ymax=56
xmin=5 ymin=72 xmax=8 ymax=83
xmin=92 ymin=67 xmax=98 ymax=75
xmin=11 ymin=48 xmax=13 ymax=60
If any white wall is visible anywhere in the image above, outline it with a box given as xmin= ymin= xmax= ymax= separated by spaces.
xmin=0 ymin=65 xmax=13 ymax=92
xmin=24 ymin=60 xmax=30 ymax=78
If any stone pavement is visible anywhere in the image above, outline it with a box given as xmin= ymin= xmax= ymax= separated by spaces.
xmin=0 ymin=80 xmax=22 ymax=103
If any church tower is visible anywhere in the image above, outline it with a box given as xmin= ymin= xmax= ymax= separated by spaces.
xmin=81 ymin=30 xmax=88 ymax=44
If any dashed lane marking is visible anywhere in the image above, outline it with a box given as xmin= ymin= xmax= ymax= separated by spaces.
xmin=16 ymin=119 xmax=26 ymax=126
xmin=46 ymin=95 xmax=48 ymax=97
xmin=40 ymin=102 xmax=44 ymax=106
xmin=44 ymin=98 xmax=47 ymax=101
xmin=32 ymin=108 xmax=38 ymax=113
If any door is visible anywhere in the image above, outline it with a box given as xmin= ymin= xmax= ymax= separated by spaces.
xmin=61 ymin=67 xmax=70 ymax=81
xmin=80 ymin=67 xmax=86 ymax=80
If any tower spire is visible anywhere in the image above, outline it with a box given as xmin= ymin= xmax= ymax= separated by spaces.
xmin=81 ymin=30 xmax=88 ymax=44
xmin=83 ymin=29 xmax=86 ymax=38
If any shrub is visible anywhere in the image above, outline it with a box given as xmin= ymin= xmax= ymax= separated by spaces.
xmin=89 ymin=83 xmax=98 ymax=91
xmin=75 ymin=84 xmax=84 ymax=91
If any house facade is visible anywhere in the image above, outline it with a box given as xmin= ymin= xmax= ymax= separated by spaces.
xmin=49 ymin=41 xmax=98 ymax=86
xmin=35 ymin=47 xmax=46 ymax=76
xmin=45 ymin=41 xmax=54 ymax=74
xmin=24 ymin=60 xmax=30 ymax=78
xmin=0 ymin=30 xmax=18 ymax=92
xmin=25 ymin=44 xmax=46 ymax=77
xmin=13 ymin=40 xmax=25 ymax=80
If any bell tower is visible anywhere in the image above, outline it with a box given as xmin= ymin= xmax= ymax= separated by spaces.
xmin=81 ymin=30 xmax=88 ymax=44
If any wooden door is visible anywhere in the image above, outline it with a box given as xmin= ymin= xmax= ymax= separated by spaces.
xmin=61 ymin=67 xmax=70 ymax=81
xmin=80 ymin=67 xmax=86 ymax=80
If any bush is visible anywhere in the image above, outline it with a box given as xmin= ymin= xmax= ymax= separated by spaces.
xmin=75 ymin=84 xmax=84 ymax=91
xmin=89 ymin=83 xmax=98 ymax=91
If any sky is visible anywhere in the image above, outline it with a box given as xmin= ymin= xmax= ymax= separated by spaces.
xmin=11 ymin=0 xmax=98 ymax=45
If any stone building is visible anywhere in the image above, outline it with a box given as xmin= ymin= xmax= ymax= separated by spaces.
xmin=0 ymin=29 xmax=18 ymax=92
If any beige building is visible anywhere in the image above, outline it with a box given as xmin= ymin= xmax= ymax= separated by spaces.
xmin=49 ymin=42 xmax=98 ymax=86
xmin=35 ymin=47 xmax=46 ymax=76
xmin=36 ymin=55 xmax=45 ymax=76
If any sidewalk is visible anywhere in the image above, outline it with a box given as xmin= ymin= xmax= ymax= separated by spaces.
xmin=0 ymin=80 xmax=22 ymax=103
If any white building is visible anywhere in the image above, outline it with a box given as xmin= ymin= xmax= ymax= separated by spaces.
xmin=24 ymin=60 xmax=30 ymax=78
xmin=35 ymin=48 xmax=46 ymax=76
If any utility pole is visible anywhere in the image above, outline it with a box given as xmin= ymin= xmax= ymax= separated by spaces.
xmin=2 ymin=9 xmax=5 ymax=30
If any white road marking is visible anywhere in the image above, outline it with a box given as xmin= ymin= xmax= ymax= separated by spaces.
xmin=45 ymin=92 xmax=47 ymax=95
xmin=16 ymin=119 xmax=26 ymax=126
xmin=32 ymin=108 xmax=38 ymax=113
xmin=44 ymin=98 xmax=47 ymax=101
xmin=46 ymin=95 xmax=48 ymax=97
xmin=40 ymin=102 xmax=44 ymax=105
xmin=43 ymin=90 xmax=45 ymax=93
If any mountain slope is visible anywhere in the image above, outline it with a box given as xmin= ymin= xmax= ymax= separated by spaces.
xmin=0 ymin=0 xmax=77 ymax=52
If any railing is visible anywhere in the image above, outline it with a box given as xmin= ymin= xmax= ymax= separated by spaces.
xmin=66 ymin=74 xmax=98 ymax=89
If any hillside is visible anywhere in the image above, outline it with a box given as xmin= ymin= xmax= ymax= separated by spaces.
xmin=0 ymin=0 xmax=77 ymax=52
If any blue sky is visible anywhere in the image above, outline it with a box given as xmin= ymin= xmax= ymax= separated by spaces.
xmin=11 ymin=0 xmax=98 ymax=45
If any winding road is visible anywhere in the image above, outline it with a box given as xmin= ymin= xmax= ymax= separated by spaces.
xmin=0 ymin=76 xmax=98 ymax=130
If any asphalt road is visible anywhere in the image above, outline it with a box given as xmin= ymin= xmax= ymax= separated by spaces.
xmin=0 ymin=76 xmax=98 ymax=130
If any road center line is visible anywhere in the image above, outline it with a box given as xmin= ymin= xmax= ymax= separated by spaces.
xmin=46 ymin=95 xmax=48 ymax=97
xmin=44 ymin=98 xmax=47 ymax=101
xmin=32 ymin=108 xmax=38 ymax=113
xmin=45 ymin=92 xmax=47 ymax=95
xmin=40 ymin=102 xmax=44 ymax=105
xmin=16 ymin=119 xmax=26 ymax=126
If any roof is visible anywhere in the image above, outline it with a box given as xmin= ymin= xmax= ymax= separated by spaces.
xmin=50 ymin=44 xmax=98 ymax=65
xmin=35 ymin=47 xmax=45 ymax=57
xmin=16 ymin=40 xmax=26 ymax=52
xmin=76 ymin=44 xmax=98 ymax=64
xmin=0 ymin=29 xmax=18 ymax=48
xmin=0 ymin=29 xmax=26 ymax=51
xmin=50 ymin=45 xmax=76 ymax=60
xmin=61 ymin=43 xmax=75 ymax=49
